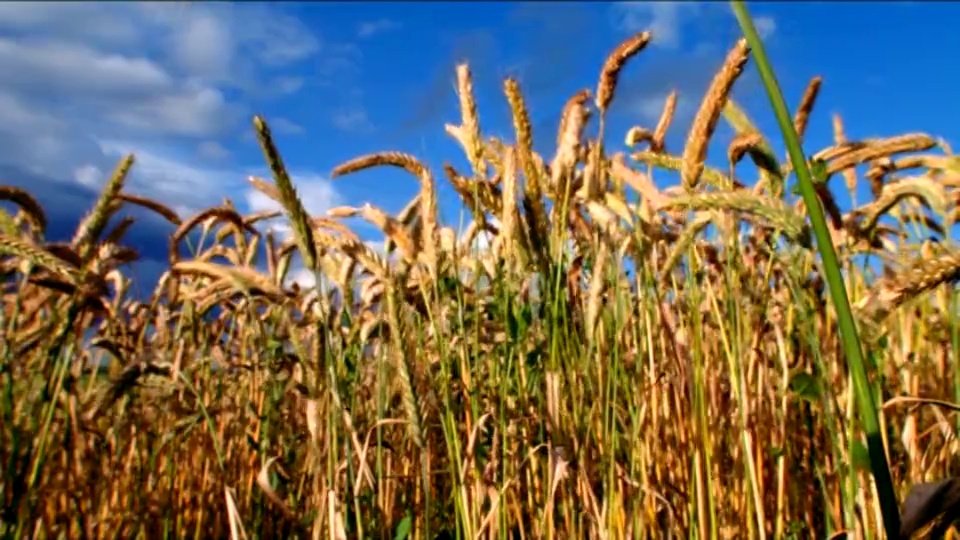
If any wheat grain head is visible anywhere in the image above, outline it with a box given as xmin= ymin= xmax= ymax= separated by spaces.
xmin=252 ymin=116 xmax=319 ymax=272
xmin=596 ymin=31 xmax=651 ymax=115
xmin=681 ymin=39 xmax=750 ymax=191
xmin=72 ymin=155 xmax=135 ymax=262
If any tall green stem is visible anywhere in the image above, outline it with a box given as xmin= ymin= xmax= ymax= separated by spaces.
xmin=730 ymin=2 xmax=901 ymax=537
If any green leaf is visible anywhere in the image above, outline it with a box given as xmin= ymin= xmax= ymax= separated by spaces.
xmin=850 ymin=440 xmax=872 ymax=473
xmin=810 ymin=158 xmax=829 ymax=184
xmin=266 ymin=338 xmax=284 ymax=355
xmin=791 ymin=159 xmax=828 ymax=196
xmin=788 ymin=371 xmax=821 ymax=402
xmin=394 ymin=514 xmax=412 ymax=540
xmin=298 ymin=510 xmax=319 ymax=530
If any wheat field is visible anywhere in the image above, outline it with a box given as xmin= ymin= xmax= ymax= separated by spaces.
xmin=2 ymin=29 xmax=960 ymax=539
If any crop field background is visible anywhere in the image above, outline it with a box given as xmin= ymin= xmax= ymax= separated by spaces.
xmin=2 ymin=2 xmax=960 ymax=540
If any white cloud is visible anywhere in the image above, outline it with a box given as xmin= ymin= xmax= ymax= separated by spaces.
xmin=108 ymin=85 xmax=236 ymax=137
xmin=272 ymin=117 xmax=306 ymax=135
xmin=272 ymin=76 xmax=305 ymax=96
xmin=242 ymin=13 xmax=322 ymax=67
xmin=0 ymin=90 xmax=64 ymax=132
xmin=316 ymin=43 xmax=363 ymax=79
xmin=357 ymin=19 xmax=401 ymax=39
xmin=245 ymin=173 xmax=343 ymax=239
xmin=170 ymin=11 xmax=235 ymax=81
xmin=611 ymin=2 xmax=776 ymax=49
xmin=0 ymin=2 xmax=346 ymax=229
xmin=198 ymin=140 xmax=231 ymax=161
xmin=0 ymin=37 xmax=173 ymax=96
xmin=0 ymin=90 xmax=103 ymax=181
xmin=612 ymin=2 xmax=702 ymax=49
xmin=0 ymin=2 xmax=144 ymax=46
xmin=73 ymin=164 xmax=103 ymax=188
xmin=754 ymin=16 xmax=777 ymax=40
xmin=98 ymin=141 xmax=242 ymax=213
xmin=134 ymin=3 xmax=321 ymax=73
xmin=332 ymin=108 xmax=374 ymax=133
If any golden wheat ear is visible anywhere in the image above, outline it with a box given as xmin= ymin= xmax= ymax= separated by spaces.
xmin=73 ymin=155 xmax=135 ymax=262
xmin=652 ymin=90 xmax=678 ymax=153
xmin=856 ymin=248 xmax=960 ymax=324
xmin=504 ymin=77 xmax=549 ymax=269
xmin=253 ymin=115 xmax=318 ymax=272
xmin=682 ymin=38 xmax=750 ymax=192
xmin=454 ymin=63 xmax=486 ymax=178
xmin=0 ymin=186 xmax=47 ymax=239
xmin=792 ymin=76 xmax=822 ymax=144
xmin=332 ymin=152 xmax=439 ymax=275
xmin=595 ymin=31 xmax=652 ymax=117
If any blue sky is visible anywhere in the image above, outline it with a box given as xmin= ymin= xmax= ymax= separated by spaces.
xmin=0 ymin=1 xmax=956 ymax=293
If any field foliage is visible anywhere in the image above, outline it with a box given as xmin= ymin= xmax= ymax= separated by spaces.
xmin=2 ymin=28 xmax=960 ymax=539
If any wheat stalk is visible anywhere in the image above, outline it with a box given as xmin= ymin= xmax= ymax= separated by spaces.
xmin=332 ymin=152 xmax=439 ymax=276
xmin=857 ymin=248 xmax=960 ymax=322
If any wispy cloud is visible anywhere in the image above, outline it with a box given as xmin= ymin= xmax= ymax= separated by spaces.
xmin=0 ymin=2 xmax=331 ymax=201
xmin=97 ymin=140 xmax=246 ymax=215
xmin=271 ymin=117 xmax=306 ymax=136
xmin=0 ymin=2 xmax=347 ymax=288
xmin=610 ymin=2 xmax=777 ymax=50
xmin=356 ymin=18 xmax=401 ymax=39
xmin=198 ymin=140 xmax=231 ymax=161
xmin=612 ymin=2 xmax=702 ymax=49
xmin=753 ymin=16 xmax=776 ymax=39
xmin=332 ymin=107 xmax=374 ymax=134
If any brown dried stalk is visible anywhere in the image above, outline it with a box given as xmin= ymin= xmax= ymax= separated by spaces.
xmin=0 ymin=186 xmax=46 ymax=236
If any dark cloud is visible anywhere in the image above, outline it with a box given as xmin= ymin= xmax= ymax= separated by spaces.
xmin=0 ymin=2 xmax=341 ymax=235
xmin=0 ymin=164 xmax=179 ymax=298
